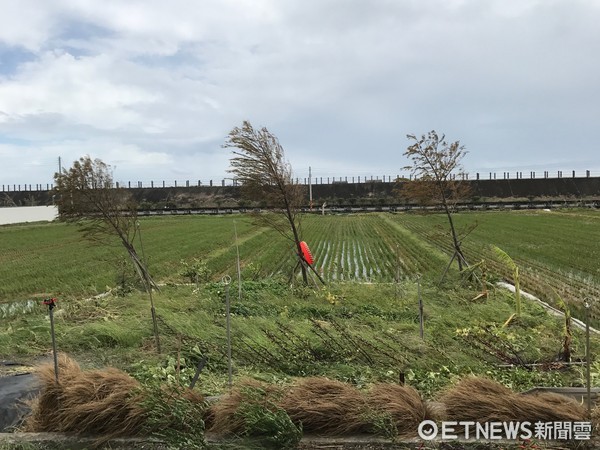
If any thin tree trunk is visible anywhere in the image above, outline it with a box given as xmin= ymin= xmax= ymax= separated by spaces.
xmin=284 ymin=201 xmax=308 ymax=284
xmin=442 ymin=201 xmax=466 ymax=271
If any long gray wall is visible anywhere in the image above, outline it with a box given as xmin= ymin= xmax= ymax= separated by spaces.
xmin=2 ymin=177 xmax=599 ymax=208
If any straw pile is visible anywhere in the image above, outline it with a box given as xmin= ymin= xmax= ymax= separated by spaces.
xmin=207 ymin=378 xmax=283 ymax=435
xmin=278 ymin=377 xmax=370 ymax=435
xmin=22 ymin=354 xmax=147 ymax=438
xmin=591 ymin=405 xmax=600 ymax=434
xmin=438 ymin=376 xmax=587 ymax=423
xmin=366 ymin=383 xmax=432 ymax=436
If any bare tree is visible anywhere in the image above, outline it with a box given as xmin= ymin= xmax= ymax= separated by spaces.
xmin=54 ymin=155 xmax=161 ymax=351
xmin=401 ymin=131 xmax=471 ymax=271
xmin=224 ymin=121 xmax=320 ymax=285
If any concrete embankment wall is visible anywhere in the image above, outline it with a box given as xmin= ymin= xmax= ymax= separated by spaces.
xmin=1 ymin=177 xmax=599 ymax=208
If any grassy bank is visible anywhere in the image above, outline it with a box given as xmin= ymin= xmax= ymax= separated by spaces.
xmin=2 ymin=279 xmax=591 ymax=397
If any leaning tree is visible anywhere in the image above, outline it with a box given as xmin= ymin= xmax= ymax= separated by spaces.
xmin=224 ymin=121 xmax=321 ymax=285
xmin=400 ymin=131 xmax=472 ymax=271
xmin=54 ymin=155 xmax=161 ymax=351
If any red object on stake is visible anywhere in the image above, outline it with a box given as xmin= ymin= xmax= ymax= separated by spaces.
xmin=299 ymin=241 xmax=314 ymax=266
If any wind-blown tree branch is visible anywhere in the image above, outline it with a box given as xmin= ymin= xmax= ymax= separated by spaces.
xmin=401 ymin=131 xmax=471 ymax=271
xmin=54 ymin=156 xmax=161 ymax=351
xmin=224 ymin=121 xmax=312 ymax=284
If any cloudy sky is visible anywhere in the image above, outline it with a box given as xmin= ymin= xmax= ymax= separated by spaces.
xmin=0 ymin=0 xmax=598 ymax=187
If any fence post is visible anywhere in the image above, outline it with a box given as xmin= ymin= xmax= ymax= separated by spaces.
xmin=572 ymin=170 xmax=575 ymax=178
xmin=587 ymin=170 xmax=590 ymax=178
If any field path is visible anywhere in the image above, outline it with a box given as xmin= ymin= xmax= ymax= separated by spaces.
xmin=378 ymin=213 xmax=449 ymax=273
xmin=205 ymin=225 xmax=271 ymax=262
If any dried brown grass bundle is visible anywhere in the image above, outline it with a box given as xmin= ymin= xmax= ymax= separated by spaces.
xmin=591 ymin=405 xmax=600 ymax=433
xmin=208 ymin=378 xmax=282 ymax=435
xmin=23 ymin=354 xmax=147 ymax=439
xmin=367 ymin=383 xmax=431 ymax=436
xmin=278 ymin=377 xmax=370 ymax=435
xmin=521 ymin=392 xmax=587 ymax=422
xmin=426 ymin=401 xmax=448 ymax=422
xmin=439 ymin=376 xmax=587 ymax=423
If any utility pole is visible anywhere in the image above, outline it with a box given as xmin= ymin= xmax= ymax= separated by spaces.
xmin=58 ymin=157 xmax=62 ymax=175
xmin=309 ymin=166 xmax=313 ymax=210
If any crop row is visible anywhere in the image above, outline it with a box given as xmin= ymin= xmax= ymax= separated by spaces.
xmin=388 ymin=211 xmax=600 ymax=321
xmin=202 ymin=214 xmax=450 ymax=283
xmin=1 ymin=211 xmax=597 ymax=309
xmin=247 ymin=215 xmax=449 ymax=282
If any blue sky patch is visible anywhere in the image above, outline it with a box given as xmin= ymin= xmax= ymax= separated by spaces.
xmin=0 ymin=45 xmax=37 ymax=76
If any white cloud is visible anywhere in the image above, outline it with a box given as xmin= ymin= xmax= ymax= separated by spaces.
xmin=0 ymin=0 xmax=599 ymax=185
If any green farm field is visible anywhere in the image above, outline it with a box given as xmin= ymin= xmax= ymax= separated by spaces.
xmin=2 ymin=209 xmax=600 ymax=439
xmin=1 ymin=210 xmax=598 ymax=313
xmin=387 ymin=209 xmax=600 ymax=322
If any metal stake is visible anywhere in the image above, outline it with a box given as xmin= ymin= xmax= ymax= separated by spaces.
xmin=418 ymin=275 xmax=424 ymax=340
xmin=222 ymin=275 xmax=233 ymax=388
xmin=233 ymin=220 xmax=242 ymax=303
xmin=43 ymin=298 xmax=59 ymax=383
xmin=585 ymin=301 xmax=592 ymax=416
